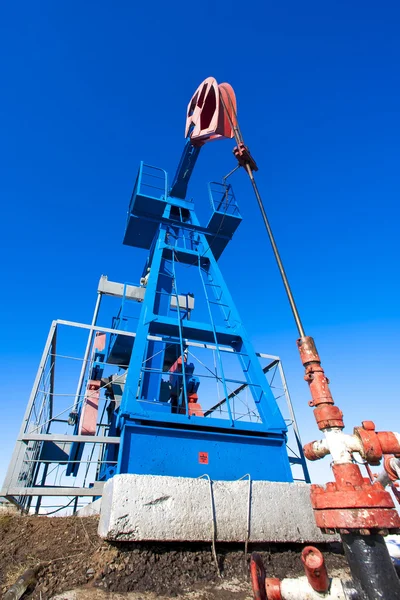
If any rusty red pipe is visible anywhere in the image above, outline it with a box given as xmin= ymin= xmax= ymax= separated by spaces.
xmin=301 ymin=546 xmax=329 ymax=592
xmin=250 ymin=550 xmax=353 ymax=600
xmin=249 ymin=553 xmax=266 ymax=600
xmin=296 ymin=336 xmax=342 ymax=430
xmin=296 ymin=335 xmax=400 ymax=599
xmin=297 ymin=335 xmax=400 ymax=530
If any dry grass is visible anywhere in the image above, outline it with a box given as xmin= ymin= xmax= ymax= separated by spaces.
xmin=3 ymin=562 xmax=30 ymax=589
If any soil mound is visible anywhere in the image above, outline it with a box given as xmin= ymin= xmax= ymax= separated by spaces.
xmin=0 ymin=515 xmax=348 ymax=599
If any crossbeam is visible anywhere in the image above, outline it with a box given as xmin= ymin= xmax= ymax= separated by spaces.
xmin=20 ymin=434 xmax=120 ymax=444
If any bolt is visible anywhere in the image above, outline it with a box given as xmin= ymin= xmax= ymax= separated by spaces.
xmin=362 ymin=421 xmax=375 ymax=431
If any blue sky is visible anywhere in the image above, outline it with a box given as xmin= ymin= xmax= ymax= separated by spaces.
xmin=1 ymin=1 xmax=400 ymax=487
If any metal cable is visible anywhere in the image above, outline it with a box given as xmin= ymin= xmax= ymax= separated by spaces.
xmin=29 ymin=371 xmax=127 ymax=434
xmin=219 ymin=88 xmax=306 ymax=338
xmin=171 ymin=250 xmax=189 ymax=414
xmin=198 ymin=474 xmax=220 ymax=576
xmin=198 ymin=262 xmax=234 ymax=425
xmin=43 ymin=497 xmax=76 ymax=516
xmin=237 ymin=473 xmax=252 ymax=557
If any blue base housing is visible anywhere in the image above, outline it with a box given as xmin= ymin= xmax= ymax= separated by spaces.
xmin=119 ymin=421 xmax=293 ymax=481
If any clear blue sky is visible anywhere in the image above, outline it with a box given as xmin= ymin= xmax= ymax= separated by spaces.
xmin=1 ymin=1 xmax=400 ymax=487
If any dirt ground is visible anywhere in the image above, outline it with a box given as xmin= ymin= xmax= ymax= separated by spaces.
xmin=0 ymin=514 xmax=349 ymax=599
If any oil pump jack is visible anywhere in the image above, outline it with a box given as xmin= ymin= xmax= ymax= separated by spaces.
xmin=2 ymin=77 xmax=400 ymax=599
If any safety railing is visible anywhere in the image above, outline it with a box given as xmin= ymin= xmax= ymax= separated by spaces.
xmin=208 ymin=181 xmax=241 ymax=216
xmin=1 ymin=319 xmax=136 ymax=514
xmin=128 ymin=162 xmax=168 ymax=217
xmin=108 ymin=281 xmax=142 ymax=357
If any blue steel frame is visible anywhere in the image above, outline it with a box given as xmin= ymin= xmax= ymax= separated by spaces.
xmin=107 ymin=162 xmax=293 ymax=483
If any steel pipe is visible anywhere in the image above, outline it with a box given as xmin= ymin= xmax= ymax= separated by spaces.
xmin=377 ymin=456 xmax=400 ymax=487
xmin=70 ymin=291 xmax=102 ymax=416
xmin=341 ymin=533 xmax=400 ymax=600
xmin=244 ymin=163 xmax=305 ymax=338
xmin=278 ymin=577 xmax=348 ymax=599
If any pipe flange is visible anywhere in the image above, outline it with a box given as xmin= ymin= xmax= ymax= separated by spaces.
xmin=354 ymin=422 xmax=382 ymax=465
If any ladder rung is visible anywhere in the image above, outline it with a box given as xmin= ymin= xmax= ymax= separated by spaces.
xmin=208 ymin=300 xmax=229 ymax=308
xmin=142 ymin=172 xmax=165 ymax=180
xmin=141 ymin=183 xmax=165 ymax=191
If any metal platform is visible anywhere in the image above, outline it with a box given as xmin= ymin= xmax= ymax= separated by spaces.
xmin=124 ymin=163 xmax=241 ymax=260
xmin=205 ymin=182 xmax=242 ymax=259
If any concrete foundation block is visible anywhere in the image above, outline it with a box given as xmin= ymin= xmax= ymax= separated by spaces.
xmin=76 ymin=498 xmax=102 ymax=517
xmin=98 ymin=474 xmax=336 ymax=543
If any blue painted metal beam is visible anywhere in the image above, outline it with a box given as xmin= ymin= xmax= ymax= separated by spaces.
xmin=169 ymin=138 xmax=201 ymax=199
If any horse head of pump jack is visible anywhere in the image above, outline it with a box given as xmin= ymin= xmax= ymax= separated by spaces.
xmin=184 ymin=77 xmax=238 ymax=146
xmin=170 ymin=76 xmax=239 ymax=199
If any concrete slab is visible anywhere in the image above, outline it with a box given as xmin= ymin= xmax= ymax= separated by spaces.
xmin=98 ymin=474 xmax=337 ymax=543
xmin=76 ymin=498 xmax=102 ymax=517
